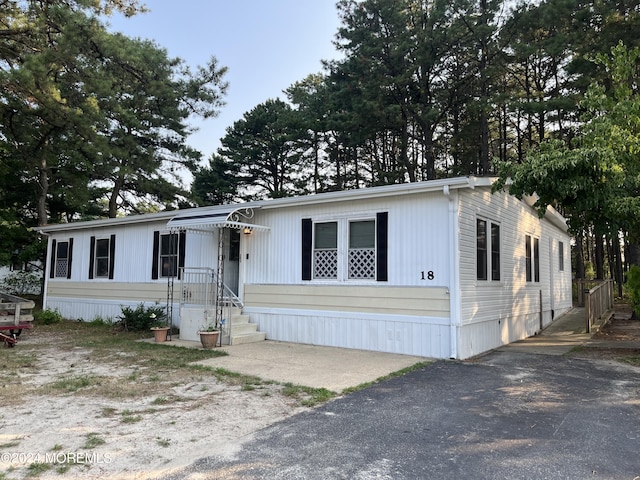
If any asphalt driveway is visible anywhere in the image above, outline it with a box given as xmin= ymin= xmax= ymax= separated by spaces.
xmin=160 ymin=349 xmax=640 ymax=480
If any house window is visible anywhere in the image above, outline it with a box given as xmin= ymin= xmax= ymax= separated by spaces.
xmin=313 ymin=222 xmax=338 ymax=279
xmin=152 ymin=231 xmax=186 ymax=280
xmin=55 ymin=242 xmax=70 ymax=277
xmin=477 ymin=218 xmax=500 ymax=281
xmin=534 ymin=237 xmax=540 ymax=282
xmin=302 ymin=213 xmax=387 ymax=282
xmin=49 ymin=238 xmax=73 ymax=279
xmin=491 ymin=223 xmax=501 ymax=281
xmin=160 ymin=233 xmax=179 ymax=277
xmin=89 ymin=235 xmax=115 ymax=279
xmin=525 ymin=235 xmax=540 ymax=283
xmin=477 ymin=219 xmax=487 ymax=281
xmin=559 ymin=241 xmax=565 ymax=271
xmin=349 ymin=220 xmax=376 ymax=279
xmin=95 ymin=238 xmax=111 ymax=278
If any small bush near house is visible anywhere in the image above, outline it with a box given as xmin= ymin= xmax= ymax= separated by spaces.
xmin=625 ymin=265 xmax=640 ymax=318
xmin=34 ymin=308 xmax=63 ymax=325
xmin=117 ymin=303 xmax=167 ymax=332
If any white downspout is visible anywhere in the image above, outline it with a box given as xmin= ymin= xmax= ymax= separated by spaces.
xmin=39 ymin=232 xmax=51 ymax=310
xmin=445 ymin=186 xmax=462 ymax=359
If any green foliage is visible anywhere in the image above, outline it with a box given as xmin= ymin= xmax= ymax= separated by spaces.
xmin=34 ymin=308 xmax=63 ymax=325
xmin=117 ymin=303 xmax=167 ymax=331
xmin=218 ymin=99 xmax=305 ymax=200
xmin=494 ymin=42 xmax=640 ymax=244
xmin=624 ymin=266 xmax=640 ymax=317
xmin=0 ymin=0 xmax=228 ymax=230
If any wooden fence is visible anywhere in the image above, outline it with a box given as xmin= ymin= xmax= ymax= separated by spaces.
xmin=574 ymin=279 xmax=615 ymax=333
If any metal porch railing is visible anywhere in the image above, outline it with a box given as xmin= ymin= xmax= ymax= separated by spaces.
xmin=178 ymin=267 xmax=243 ymax=344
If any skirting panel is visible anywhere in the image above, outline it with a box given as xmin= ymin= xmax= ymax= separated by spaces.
xmin=46 ymin=297 xmax=181 ymax=326
xmin=245 ymin=309 xmax=452 ymax=358
xmin=457 ymin=307 xmax=568 ymax=359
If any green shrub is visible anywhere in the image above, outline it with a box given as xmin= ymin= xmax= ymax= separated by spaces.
xmin=117 ymin=303 xmax=167 ymax=331
xmin=625 ymin=265 xmax=640 ymax=317
xmin=34 ymin=308 xmax=63 ymax=325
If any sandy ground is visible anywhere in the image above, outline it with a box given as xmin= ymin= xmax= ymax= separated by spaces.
xmin=0 ymin=334 xmax=307 ymax=480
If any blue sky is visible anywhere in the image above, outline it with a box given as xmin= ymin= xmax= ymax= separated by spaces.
xmin=108 ymin=1 xmax=342 ymax=172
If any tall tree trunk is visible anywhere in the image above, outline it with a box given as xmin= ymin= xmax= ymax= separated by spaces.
xmin=595 ymin=233 xmax=605 ymax=280
xmin=614 ymin=233 xmax=624 ymax=297
xmin=37 ymin=156 xmax=49 ymax=226
xmin=575 ymin=232 xmax=585 ymax=279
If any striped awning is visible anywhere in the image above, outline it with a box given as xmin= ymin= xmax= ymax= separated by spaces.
xmin=166 ymin=206 xmax=269 ymax=234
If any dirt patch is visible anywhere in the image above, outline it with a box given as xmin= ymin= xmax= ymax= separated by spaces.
xmin=569 ymin=304 xmax=640 ymax=365
xmin=0 ymin=325 xmax=309 ymax=479
xmin=593 ymin=304 xmax=640 ymax=341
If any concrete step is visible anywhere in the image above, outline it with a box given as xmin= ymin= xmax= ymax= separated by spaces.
xmin=232 ymin=322 xmax=259 ymax=335
xmin=229 ymin=314 xmax=251 ymax=325
xmin=231 ymin=331 xmax=267 ymax=345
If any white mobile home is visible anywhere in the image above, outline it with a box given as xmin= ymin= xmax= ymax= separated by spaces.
xmin=35 ymin=176 xmax=572 ymax=359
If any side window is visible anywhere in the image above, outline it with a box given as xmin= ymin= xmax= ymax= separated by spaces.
xmin=476 ymin=219 xmax=487 ymax=281
xmin=49 ymin=239 xmax=73 ymax=279
xmin=313 ymin=222 xmax=338 ymax=279
xmin=348 ymin=220 xmax=376 ymax=279
xmin=491 ymin=223 xmax=501 ymax=281
xmin=302 ymin=213 xmax=387 ymax=282
xmin=95 ymin=238 xmax=111 ymax=278
xmin=152 ymin=231 xmax=185 ymax=280
xmin=559 ymin=241 xmax=565 ymax=271
xmin=477 ymin=218 xmax=500 ymax=282
xmin=160 ymin=234 xmax=179 ymax=277
xmin=89 ymin=235 xmax=115 ymax=280
xmin=525 ymin=235 xmax=540 ymax=283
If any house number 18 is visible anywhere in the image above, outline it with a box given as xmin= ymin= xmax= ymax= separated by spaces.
xmin=421 ymin=271 xmax=435 ymax=280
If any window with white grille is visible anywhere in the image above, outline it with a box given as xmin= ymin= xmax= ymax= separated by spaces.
xmin=313 ymin=222 xmax=338 ymax=279
xmin=348 ymin=220 xmax=375 ymax=279
xmin=55 ymin=241 xmax=69 ymax=278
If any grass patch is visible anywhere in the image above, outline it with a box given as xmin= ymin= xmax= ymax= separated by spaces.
xmin=121 ymin=410 xmax=143 ymax=424
xmin=83 ymin=433 xmax=106 ymax=449
xmin=281 ymin=384 xmax=336 ymax=407
xmin=27 ymin=462 xmax=52 ymax=475
xmin=622 ymin=355 xmax=640 ymax=366
xmin=48 ymin=374 xmax=103 ymax=393
xmin=342 ymin=361 xmax=432 ymax=395
xmin=4 ymin=319 xmax=231 ymax=402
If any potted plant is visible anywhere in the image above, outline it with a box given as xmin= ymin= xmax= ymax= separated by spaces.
xmin=198 ymin=321 xmax=220 ymax=348
xmin=117 ymin=303 xmax=170 ymax=342
xmin=150 ymin=312 xmax=170 ymax=343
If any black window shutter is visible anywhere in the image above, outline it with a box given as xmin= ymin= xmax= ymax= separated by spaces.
xmin=301 ymin=218 xmax=312 ymax=281
xmin=151 ymin=231 xmax=160 ymax=280
xmin=376 ymin=212 xmax=388 ymax=282
xmin=109 ymin=234 xmax=116 ymax=280
xmin=49 ymin=239 xmax=57 ymax=279
xmin=178 ymin=231 xmax=186 ymax=279
xmin=88 ymin=236 xmax=95 ymax=279
xmin=67 ymin=238 xmax=73 ymax=279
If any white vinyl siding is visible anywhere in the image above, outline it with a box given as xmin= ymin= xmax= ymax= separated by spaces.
xmin=457 ymin=188 xmax=572 ymax=358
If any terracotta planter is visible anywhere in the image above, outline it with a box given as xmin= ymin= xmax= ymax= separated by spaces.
xmin=151 ymin=327 xmax=170 ymax=343
xmin=199 ymin=330 xmax=220 ymax=348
